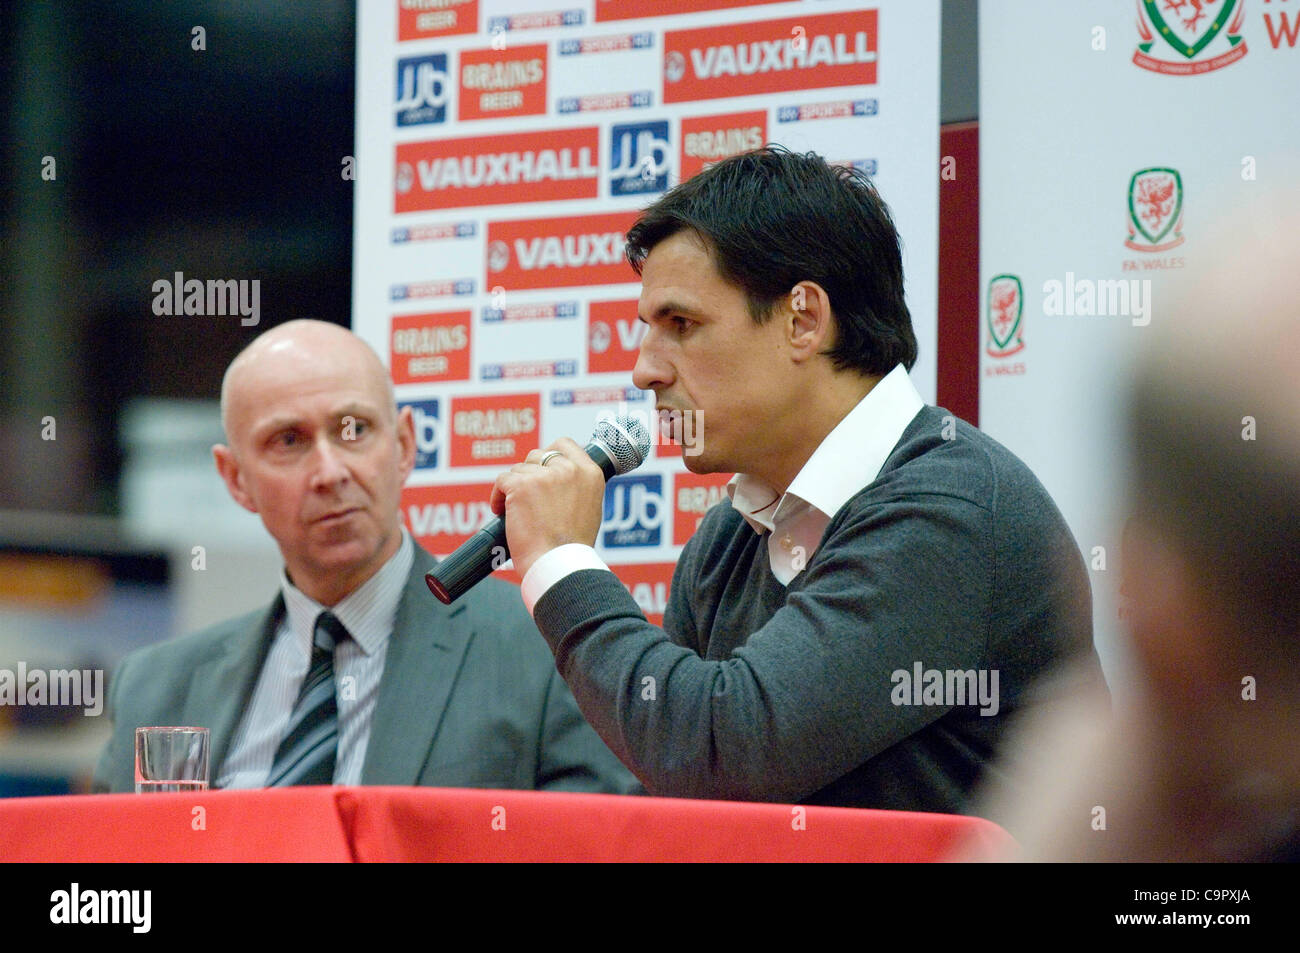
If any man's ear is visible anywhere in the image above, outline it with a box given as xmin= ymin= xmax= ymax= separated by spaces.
xmin=394 ymin=405 xmax=416 ymax=485
xmin=786 ymin=281 xmax=834 ymax=363
xmin=213 ymin=444 xmax=258 ymax=513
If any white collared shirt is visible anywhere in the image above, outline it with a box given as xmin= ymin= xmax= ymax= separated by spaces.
xmin=521 ymin=364 xmax=925 ymax=611
xmin=217 ymin=529 xmax=414 ymax=789
xmin=727 ymin=362 xmax=925 ymax=583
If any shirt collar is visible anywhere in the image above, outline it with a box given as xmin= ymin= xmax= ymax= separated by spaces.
xmin=727 ymin=364 xmax=925 ymax=534
xmin=279 ymin=528 xmax=414 ymax=656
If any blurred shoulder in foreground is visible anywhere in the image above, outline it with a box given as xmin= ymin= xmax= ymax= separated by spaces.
xmin=960 ymin=189 xmax=1300 ymax=862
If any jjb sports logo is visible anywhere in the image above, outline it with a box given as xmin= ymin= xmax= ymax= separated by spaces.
xmin=399 ymin=399 xmax=441 ymax=470
xmin=664 ymin=11 xmax=878 ymax=104
xmin=609 ymin=121 xmax=670 ymax=196
xmin=395 ymin=54 xmax=449 ymax=127
xmin=1134 ymin=0 xmax=1248 ymax=74
xmin=602 ymin=474 xmax=665 ymax=548
xmin=1126 ymin=168 xmax=1185 ymax=252
xmin=986 ymin=274 xmax=1025 ymax=358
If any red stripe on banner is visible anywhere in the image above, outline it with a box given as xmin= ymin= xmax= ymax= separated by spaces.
xmin=937 ymin=122 xmax=979 ymax=427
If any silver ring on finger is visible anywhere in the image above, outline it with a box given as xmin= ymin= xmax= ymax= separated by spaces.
xmin=538 ymin=450 xmax=563 ymax=467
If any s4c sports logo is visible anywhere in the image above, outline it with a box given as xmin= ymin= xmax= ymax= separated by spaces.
xmin=1134 ymin=0 xmax=1248 ymax=74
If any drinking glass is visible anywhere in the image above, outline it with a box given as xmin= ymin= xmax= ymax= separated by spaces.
xmin=134 ymin=727 xmax=209 ymax=793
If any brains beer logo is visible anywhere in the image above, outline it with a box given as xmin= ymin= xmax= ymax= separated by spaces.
xmin=397 ymin=0 xmax=477 ymax=41
xmin=458 ymin=43 xmax=547 ymax=120
xmin=680 ymin=110 xmax=766 ymax=181
xmin=1126 ymin=168 xmax=1185 ymax=251
xmin=449 ymin=393 xmax=539 ymax=467
xmin=673 ymin=471 xmax=732 ymax=546
xmin=986 ymin=274 xmax=1025 ymax=358
xmin=1134 ymin=0 xmax=1248 ymax=74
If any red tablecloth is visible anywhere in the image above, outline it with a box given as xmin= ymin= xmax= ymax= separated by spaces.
xmin=0 ymin=786 xmax=1011 ymax=862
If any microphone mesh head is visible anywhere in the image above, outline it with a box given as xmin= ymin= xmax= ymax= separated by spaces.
xmin=592 ymin=413 xmax=653 ymax=475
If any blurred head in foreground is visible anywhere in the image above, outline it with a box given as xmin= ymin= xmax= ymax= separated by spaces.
xmin=968 ymin=190 xmax=1300 ymax=861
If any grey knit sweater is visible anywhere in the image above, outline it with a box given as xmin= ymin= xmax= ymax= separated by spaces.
xmin=534 ymin=405 xmax=1102 ymax=811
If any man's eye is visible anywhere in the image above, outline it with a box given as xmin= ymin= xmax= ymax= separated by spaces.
xmin=273 ymin=431 xmax=300 ymax=448
xmin=672 ymin=316 xmax=692 ymax=333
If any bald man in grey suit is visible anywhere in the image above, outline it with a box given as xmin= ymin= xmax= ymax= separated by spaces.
xmin=93 ymin=320 xmax=635 ymax=794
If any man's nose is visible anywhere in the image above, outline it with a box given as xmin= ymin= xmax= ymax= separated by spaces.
xmin=632 ymin=327 xmax=672 ymax=393
xmin=309 ymin=436 xmax=351 ymax=490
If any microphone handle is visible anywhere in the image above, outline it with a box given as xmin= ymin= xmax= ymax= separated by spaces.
xmin=424 ymin=442 xmax=618 ymax=604
xmin=425 ymin=516 xmax=509 ymax=604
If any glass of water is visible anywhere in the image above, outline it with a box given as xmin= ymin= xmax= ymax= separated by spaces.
xmin=134 ymin=727 xmax=209 ymax=793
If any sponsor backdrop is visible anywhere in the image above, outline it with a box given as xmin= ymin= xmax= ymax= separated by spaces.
xmin=355 ymin=0 xmax=940 ymax=622
xmin=980 ymin=1 xmax=1297 ymax=689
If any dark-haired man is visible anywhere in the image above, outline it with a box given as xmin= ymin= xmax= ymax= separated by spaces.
xmin=492 ymin=147 xmax=1104 ymax=812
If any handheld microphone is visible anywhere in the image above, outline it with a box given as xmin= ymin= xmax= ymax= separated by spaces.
xmin=425 ymin=412 xmax=653 ymax=604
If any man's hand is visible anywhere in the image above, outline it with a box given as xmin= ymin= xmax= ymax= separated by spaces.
xmin=490 ymin=438 xmax=607 ymax=579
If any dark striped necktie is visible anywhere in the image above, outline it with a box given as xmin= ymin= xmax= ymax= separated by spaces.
xmin=267 ymin=610 xmax=349 ymax=787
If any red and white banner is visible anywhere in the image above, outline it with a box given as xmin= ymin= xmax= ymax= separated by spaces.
xmin=979 ymin=1 xmax=1299 ymax=689
xmin=355 ymin=0 xmax=939 ymax=595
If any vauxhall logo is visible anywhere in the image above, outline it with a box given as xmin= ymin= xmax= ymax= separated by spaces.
xmin=602 ymin=474 xmax=665 ymax=548
xmin=489 ymin=231 xmax=625 ymax=272
xmin=683 ymin=31 xmax=875 ymax=79
xmin=395 ymin=54 xmax=449 ymax=126
xmin=589 ymin=316 xmax=645 ymax=354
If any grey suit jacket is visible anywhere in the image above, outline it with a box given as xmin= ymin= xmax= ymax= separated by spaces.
xmin=92 ymin=544 xmax=637 ymax=794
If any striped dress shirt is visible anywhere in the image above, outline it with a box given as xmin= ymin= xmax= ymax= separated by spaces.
xmin=216 ymin=530 xmax=414 ymax=789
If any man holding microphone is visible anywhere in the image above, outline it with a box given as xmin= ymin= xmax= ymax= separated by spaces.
xmin=489 ymin=147 xmax=1104 ymax=812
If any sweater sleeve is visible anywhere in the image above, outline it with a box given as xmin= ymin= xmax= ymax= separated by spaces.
xmin=531 ymin=490 xmax=996 ymax=803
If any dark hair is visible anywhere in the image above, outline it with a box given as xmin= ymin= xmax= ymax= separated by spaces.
xmin=625 ymin=145 xmax=916 ymax=375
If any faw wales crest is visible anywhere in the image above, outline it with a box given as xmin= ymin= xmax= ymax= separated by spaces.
xmin=1126 ymin=167 xmax=1185 ymax=252
xmin=1134 ymin=0 xmax=1248 ymax=74
xmin=986 ymin=274 xmax=1024 ymax=358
